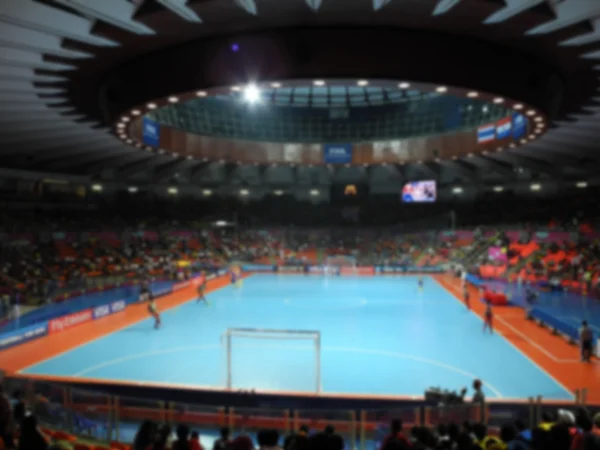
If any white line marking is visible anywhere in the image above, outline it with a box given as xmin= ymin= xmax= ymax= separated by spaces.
xmin=49 ymin=343 xmax=503 ymax=398
xmin=433 ymin=277 xmax=575 ymax=398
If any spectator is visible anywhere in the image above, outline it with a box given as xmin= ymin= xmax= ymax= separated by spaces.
xmin=189 ymin=431 xmax=204 ymax=450
xmin=173 ymin=424 xmax=191 ymax=450
xmin=12 ymin=390 xmax=25 ymax=428
xmin=133 ymin=421 xmax=156 ymax=450
xmin=17 ymin=416 xmax=47 ymax=450
xmin=499 ymin=424 xmax=528 ymax=450
xmin=213 ymin=427 xmax=231 ymax=450
xmin=310 ymin=426 xmax=344 ymax=450
xmin=380 ymin=419 xmax=411 ymax=449
xmin=579 ymin=321 xmax=594 ymax=363
xmin=0 ymin=384 xmax=15 ymax=450
xmin=230 ymin=435 xmax=254 ymax=450
xmin=284 ymin=425 xmax=308 ymax=450
xmin=257 ymin=429 xmax=282 ymax=450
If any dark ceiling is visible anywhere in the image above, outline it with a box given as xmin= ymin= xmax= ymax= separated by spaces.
xmin=0 ymin=0 xmax=600 ymax=191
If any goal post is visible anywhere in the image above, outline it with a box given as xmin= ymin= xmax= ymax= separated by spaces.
xmin=222 ymin=328 xmax=322 ymax=393
xmin=324 ymin=255 xmax=358 ymax=275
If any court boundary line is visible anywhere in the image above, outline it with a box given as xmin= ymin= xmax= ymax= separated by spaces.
xmin=15 ymin=275 xmax=236 ymax=373
xmin=30 ymin=343 xmax=504 ymax=398
xmin=432 ymin=276 xmax=575 ymax=399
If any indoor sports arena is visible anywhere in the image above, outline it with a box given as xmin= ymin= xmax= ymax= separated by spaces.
xmin=1 ymin=1 xmax=600 ymax=449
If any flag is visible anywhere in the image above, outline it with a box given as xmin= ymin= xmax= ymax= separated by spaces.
xmin=512 ymin=113 xmax=526 ymax=139
xmin=477 ymin=124 xmax=495 ymax=143
xmin=496 ymin=117 xmax=512 ymax=139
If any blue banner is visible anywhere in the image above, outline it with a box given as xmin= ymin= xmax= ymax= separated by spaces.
xmin=512 ymin=113 xmax=526 ymax=139
xmin=477 ymin=124 xmax=495 ymax=143
xmin=323 ymin=144 xmax=352 ymax=164
xmin=0 ymin=322 xmax=48 ymax=350
xmin=143 ymin=117 xmax=160 ymax=147
xmin=242 ymin=264 xmax=275 ymax=272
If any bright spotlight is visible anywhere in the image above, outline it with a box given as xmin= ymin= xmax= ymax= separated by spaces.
xmin=243 ymin=84 xmax=261 ymax=103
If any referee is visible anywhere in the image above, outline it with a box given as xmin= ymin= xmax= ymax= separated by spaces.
xmin=580 ymin=321 xmax=593 ymax=363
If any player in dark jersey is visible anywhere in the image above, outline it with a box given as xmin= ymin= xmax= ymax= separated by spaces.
xmin=139 ymin=279 xmax=151 ymax=303
xmin=463 ymin=285 xmax=470 ymax=310
xmin=147 ymin=295 xmax=161 ymax=329
xmin=418 ymin=276 xmax=424 ymax=292
xmin=483 ymin=301 xmax=493 ymax=334
xmin=197 ymin=272 xmax=207 ymax=304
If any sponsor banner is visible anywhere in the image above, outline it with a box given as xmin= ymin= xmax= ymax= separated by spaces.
xmin=512 ymin=113 xmax=526 ymax=139
xmin=173 ymin=281 xmax=190 ymax=291
xmin=376 ymin=266 xmax=444 ymax=274
xmin=309 ymin=266 xmax=325 ymax=274
xmin=93 ymin=304 xmax=111 ymax=320
xmin=323 ymin=143 xmax=353 ymax=164
xmin=477 ymin=124 xmax=495 ymax=143
xmin=278 ymin=266 xmax=304 ymax=273
xmin=342 ymin=266 xmax=374 ymax=276
xmin=143 ymin=117 xmax=160 ymax=147
xmin=488 ymin=246 xmax=508 ymax=263
xmin=0 ymin=322 xmax=48 ymax=350
xmin=242 ymin=264 xmax=274 ymax=272
xmin=153 ymin=287 xmax=173 ymax=298
xmin=495 ymin=117 xmax=512 ymax=140
xmin=49 ymin=309 xmax=93 ymax=334
xmin=110 ymin=300 xmax=126 ymax=313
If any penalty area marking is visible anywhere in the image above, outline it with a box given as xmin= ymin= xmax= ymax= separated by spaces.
xmin=55 ymin=344 xmax=503 ymax=397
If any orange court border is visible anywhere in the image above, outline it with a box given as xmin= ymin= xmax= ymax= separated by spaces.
xmin=0 ymin=273 xmax=599 ymax=405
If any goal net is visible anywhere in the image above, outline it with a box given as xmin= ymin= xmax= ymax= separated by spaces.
xmin=222 ymin=328 xmax=321 ymax=393
xmin=324 ymin=255 xmax=358 ymax=275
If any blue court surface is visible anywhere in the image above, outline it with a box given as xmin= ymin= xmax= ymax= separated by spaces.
xmin=22 ymin=275 xmax=572 ymax=400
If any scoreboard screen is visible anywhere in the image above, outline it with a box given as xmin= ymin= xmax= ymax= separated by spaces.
xmin=401 ymin=180 xmax=437 ymax=203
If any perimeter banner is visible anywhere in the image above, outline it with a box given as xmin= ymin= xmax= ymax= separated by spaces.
xmin=0 ymin=322 xmax=48 ymax=350
xmin=323 ymin=143 xmax=352 ymax=164
xmin=142 ymin=117 xmax=160 ymax=147
xmin=48 ymin=309 xmax=93 ymax=334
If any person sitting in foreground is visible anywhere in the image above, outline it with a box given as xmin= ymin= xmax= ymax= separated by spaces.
xmin=189 ymin=431 xmax=203 ymax=450
xmin=17 ymin=416 xmax=48 ymax=450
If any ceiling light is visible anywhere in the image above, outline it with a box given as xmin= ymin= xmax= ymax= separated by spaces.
xmin=119 ymin=134 xmax=127 ymax=139
xmin=509 ymin=143 xmax=516 ymax=148
xmin=482 ymin=106 xmax=488 ymax=113
xmin=535 ymin=129 xmax=542 ymax=134
xmin=536 ymin=122 xmax=545 ymax=128
xmin=493 ymin=186 xmax=504 ymax=192
xmin=357 ymin=80 xmax=369 ymax=86
xmin=493 ymin=97 xmax=504 ymax=104
xmin=526 ymin=109 xmax=536 ymax=116
xmin=513 ymin=104 xmax=523 ymax=110
xmin=271 ymin=82 xmax=281 ymax=88
xmin=528 ymin=134 xmax=535 ymax=139
xmin=436 ymin=86 xmax=447 ymax=93
xmin=128 ymin=186 xmax=138 ymax=193
xmin=167 ymin=187 xmax=178 ymax=195
xmin=117 ymin=123 xmax=125 ymax=128
xmin=243 ymin=84 xmax=261 ymax=103
xmin=398 ymin=82 xmax=410 ymax=89
xmin=520 ymin=139 xmax=527 ymax=144
xmin=467 ymin=153 xmax=473 ymax=157
xmin=231 ymin=86 xmax=241 ymax=91
xmin=530 ymin=183 xmax=541 ymax=191
xmin=534 ymin=116 xmax=543 ymax=122
xmin=168 ymin=96 xmax=178 ymax=103
xmin=147 ymin=103 xmax=157 ymax=109
xmin=576 ymin=181 xmax=588 ymax=189
xmin=121 ymin=116 xmax=130 ymax=122
xmin=310 ymin=189 xmax=320 ymax=196
xmin=91 ymin=183 xmax=102 ymax=192
xmin=496 ymin=147 xmax=503 ymax=152
xmin=131 ymin=109 xmax=141 ymax=116
xmin=240 ymin=189 xmax=250 ymax=196
xmin=313 ymin=80 xmax=325 ymax=86
xmin=274 ymin=190 xmax=284 ymax=196
xmin=452 ymin=186 xmax=463 ymax=194
xmin=126 ymin=139 xmax=133 ymax=144
xmin=202 ymin=189 xmax=212 ymax=196
xmin=196 ymin=91 xmax=207 ymax=97
xmin=467 ymin=91 xmax=478 ymax=98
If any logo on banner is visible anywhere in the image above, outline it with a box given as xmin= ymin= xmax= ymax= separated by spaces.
xmin=0 ymin=323 xmax=48 ymax=350
xmin=477 ymin=124 xmax=495 ymax=143
xmin=110 ymin=300 xmax=126 ymax=313
xmin=323 ymin=144 xmax=352 ymax=164
xmin=49 ymin=309 xmax=93 ymax=333
xmin=142 ymin=117 xmax=160 ymax=147
xmin=512 ymin=113 xmax=526 ymax=139
xmin=495 ymin=117 xmax=512 ymax=139
xmin=93 ymin=305 xmax=110 ymax=319
xmin=173 ymin=281 xmax=190 ymax=291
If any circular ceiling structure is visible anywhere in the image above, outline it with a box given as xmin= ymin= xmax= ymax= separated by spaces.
xmin=116 ymin=78 xmax=547 ymax=165
xmin=0 ymin=0 xmax=599 ymax=188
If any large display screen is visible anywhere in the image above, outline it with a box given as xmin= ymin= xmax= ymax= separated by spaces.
xmin=401 ymin=180 xmax=437 ymax=203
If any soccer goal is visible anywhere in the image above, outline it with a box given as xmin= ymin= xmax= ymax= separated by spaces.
xmin=222 ymin=328 xmax=321 ymax=393
xmin=324 ymin=255 xmax=358 ymax=275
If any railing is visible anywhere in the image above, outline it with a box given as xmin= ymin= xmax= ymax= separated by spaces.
xmin=4 ymin=375 xmax=589 ymax=448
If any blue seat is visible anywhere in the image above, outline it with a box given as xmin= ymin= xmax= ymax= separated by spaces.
xmin=530 ymin=308 xmax=578 ymax=342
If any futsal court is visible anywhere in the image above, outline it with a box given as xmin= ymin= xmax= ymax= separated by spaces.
xmin=18 ymin=274 xmax=573 ymax=401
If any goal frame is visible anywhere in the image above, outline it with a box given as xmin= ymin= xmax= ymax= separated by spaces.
xmin=222 ymin=328 xmax=322 ymax=393
xmin=324 ymin=255 xmax=358 ymax=275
